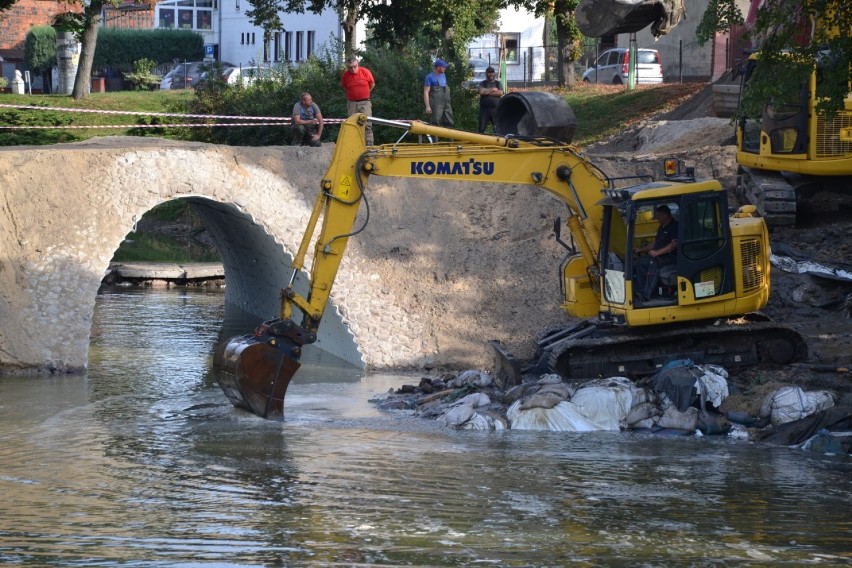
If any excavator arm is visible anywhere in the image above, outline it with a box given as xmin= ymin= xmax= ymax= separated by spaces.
xmin=214 ymin=96 xmax=615 ymax=418
xmin=285 ymin=114 xmax=612 ymax=332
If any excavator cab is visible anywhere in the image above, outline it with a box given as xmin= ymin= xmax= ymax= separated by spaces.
xmin=595 ymin=171 xmax=737 ymax=325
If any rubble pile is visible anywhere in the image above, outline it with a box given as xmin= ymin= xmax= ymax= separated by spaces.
xmin=372 ymin=362 xmax=851 ymax=456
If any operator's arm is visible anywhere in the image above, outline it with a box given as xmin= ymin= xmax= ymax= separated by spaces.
xmin=649 ymin=239 xmax=677 ymax=258
xmin=315 ymin=109 xmax=324 ymax=138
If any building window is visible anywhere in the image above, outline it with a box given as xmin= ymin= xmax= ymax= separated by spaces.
xmin=306 ymin=31 xmax=315 ymax=58
xmin=284 ymin=31 xmax=292 ymax=62
xmin=240 ymin=32 xmax=244 ymax=45
xmin=252 ymin=32 xmax=256 ymax=45
xmin=178 ymin=9 xmax=193 ymax=29
xmin=263 ymin=38 xmax=269 ymax=62
xmin=159 ymin=9 xmax=175 ymax=28
xmin=196 ymin=11 xmax=211 ymax=30
xmin=156 ymin=0 xmax=216 ymax=31
xmin=296 ymin=31 xmax=303 ymax=61
xmin=504 ymin=33 xmax=520 ymax=64
xmin=274 ymin=32 xmax=281 ymax=62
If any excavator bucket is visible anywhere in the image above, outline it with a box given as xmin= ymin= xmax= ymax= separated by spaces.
xmin=212 ymin=319 xmax=316 ymax=419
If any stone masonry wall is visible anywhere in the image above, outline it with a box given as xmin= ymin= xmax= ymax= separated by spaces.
xmin=0 ymin=136 xmax=572 ymax=376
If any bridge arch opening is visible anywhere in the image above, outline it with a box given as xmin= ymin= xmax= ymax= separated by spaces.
xmin=99 ymin=196 xmax=363 ymax=373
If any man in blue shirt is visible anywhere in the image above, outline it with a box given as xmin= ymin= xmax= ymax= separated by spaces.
xmin=423 ymin=59 xmax=454 ymax=127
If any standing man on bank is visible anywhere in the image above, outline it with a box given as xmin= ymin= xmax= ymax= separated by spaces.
xmin=341 ymin=55 xmax=375 ymax=145
xmin=477 ymin=66 xmax=503 ymax=133
xmin=423 ymin=59 xmax=453 ymax=127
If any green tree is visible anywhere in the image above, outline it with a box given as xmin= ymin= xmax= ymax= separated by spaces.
xmin=0 ymin=0 xmax=17 ymax=10
xmin=365 ymin=0 xmax=501 ymax=62
xmin=24 ymin=26 xmax=57 ymax=93
xmin=512 ymin=0 xmax=583 ymax=86
xmin=54 ymin=0 xmax=156 ymax=99
xmin=245 ymin=0 xmax=286 ymax=52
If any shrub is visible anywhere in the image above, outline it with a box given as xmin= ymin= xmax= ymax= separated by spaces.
xmin=24 ymin=26 xmax=57 ymax=93
xmin=177 ymin=43 xmax=479 ymax=146
xmin=124 ymin=58 xmax=161 ymax=91
xmin=93 ymin=29 xmax=204 ymax=71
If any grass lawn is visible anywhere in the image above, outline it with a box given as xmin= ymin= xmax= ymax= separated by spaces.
xmin=0 ymin=90 xmax=194 ymax=146
xmin=0 ymin=81 xmax=707 ymax=147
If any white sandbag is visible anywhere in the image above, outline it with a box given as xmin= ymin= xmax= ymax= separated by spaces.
xmin=461 ymin=412 xmax=493 ymax=431
xmin=630 ymin=386 xmax=657 ymax=406
xmin=448 ymin=369 xmax=492 ymax=388
xmin=626 ymin=401 xmax=660 ymax=426
xmin=654 ymin=405 xmax=699 ymax=430
xmin=537 ymin=374 xmax=563 ymax=385
xmin=508 ymin=400 xmax=603 ymax=431
xmin=455 ymin=392 xmax=491 ymax=408
xmin=438 ymin=404 xmax=475 ymax=428
xmin=631 ymin=417 xmax=655 ymax=430
xmin=695 ymin=364 xmax=729 ymax=408
xmin=537 ymin=383 xmax=574 ymax=400
xmin=519 ymin=392 xmax=565 ymax=410
xmin=569 ymin=382 xmax=634 ymax=430
xmin=759 ymin=386 xmax=837 ymax=426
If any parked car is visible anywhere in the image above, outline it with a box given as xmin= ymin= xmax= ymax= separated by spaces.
xmin=170 ymin=61 xmax=234 ymax=89
xmin=466 ymin=57 xmax=496 ymax=88
xmin=582 ymin=48 xmax=663 ymax=85
xmin=159 ymin=68 xmax=176 ymax=90
xmin=221 ymin=65 xmax=275 ymax=86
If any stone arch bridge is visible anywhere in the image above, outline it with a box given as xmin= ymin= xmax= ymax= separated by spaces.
xmin=0 ymin=136 xmax=571 ymax=376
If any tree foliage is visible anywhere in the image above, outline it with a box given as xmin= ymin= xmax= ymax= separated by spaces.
xmin=695 ymin=0 xmax=744 ymax=46
xmin=1 ymin=0 xmax=17 ymax=11
xmin=55 ymin=0 xmax=157 ymax=99
xmin=510 ymin=0 xmax=583 ymax=86
xmin=24 ymin=26 xmax=57 ymax=93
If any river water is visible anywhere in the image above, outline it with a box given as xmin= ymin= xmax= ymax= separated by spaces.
xmin=1 ymin=288 xmax=850 ymax=566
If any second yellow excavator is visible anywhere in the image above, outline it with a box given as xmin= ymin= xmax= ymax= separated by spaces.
xmin=214 ymin=93 xmax=806 ymax=419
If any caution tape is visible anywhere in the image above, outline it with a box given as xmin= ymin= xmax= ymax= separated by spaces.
xmin=0 ymin=122 xmax=295 ymax=130
xmin=0 ymin=103 xmax=347 ymax=129
xmin=0 ymin=102 xmax=288 ymax=122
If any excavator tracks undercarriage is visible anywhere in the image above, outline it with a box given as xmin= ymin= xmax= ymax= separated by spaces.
xmin=492 ymin=316 xmax=807 ymax=389
xmin=736 ymin=167 xmax=797 ymax=227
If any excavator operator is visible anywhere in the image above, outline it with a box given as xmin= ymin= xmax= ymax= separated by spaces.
xmin=634 ymin=204 xmax=678 ymax=301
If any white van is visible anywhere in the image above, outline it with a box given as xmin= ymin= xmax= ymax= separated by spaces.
xmin=582 ymin=48 xmax=663 ymax=85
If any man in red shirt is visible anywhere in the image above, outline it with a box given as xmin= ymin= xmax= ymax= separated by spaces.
xmin=340 ymin=55 xmax=376 ymax=145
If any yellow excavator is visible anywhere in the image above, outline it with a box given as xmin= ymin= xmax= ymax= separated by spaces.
xmin=734 ymin=8 xmax=852 ymax=226
xmin=214 ymin=93 xmax=806 ymax=419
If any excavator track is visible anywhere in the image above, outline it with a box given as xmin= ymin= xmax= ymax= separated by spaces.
xmin=737 ymin=167 xmax=797 ymax=227
xmin=540 ymin=317 xmax=807 ymax=381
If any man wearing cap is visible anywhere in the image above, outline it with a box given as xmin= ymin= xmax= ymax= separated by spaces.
xmin=341 ymin=55 xmax=375 ymax=145
xmin=477 ymin=66 xmax=503 ymax=133
xmin=423 ymin=58 xmax=454 ymax=127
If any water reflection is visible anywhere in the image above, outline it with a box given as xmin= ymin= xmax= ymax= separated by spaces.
xmin=0 ymin=288 xmax=849 ymax=565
